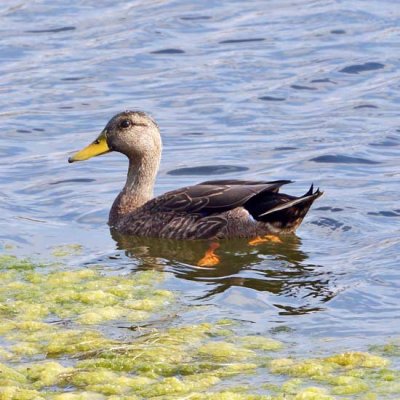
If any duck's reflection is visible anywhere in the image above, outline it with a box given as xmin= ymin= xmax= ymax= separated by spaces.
xmin=111 ymin=229 xmax=335 ymax=314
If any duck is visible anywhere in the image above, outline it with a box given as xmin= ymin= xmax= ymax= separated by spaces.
xmin=69 ymin=111 xmax=322 ymax=265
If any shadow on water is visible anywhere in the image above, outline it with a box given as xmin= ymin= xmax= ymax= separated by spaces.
xmin=111 ymin=230 xmax=337 ymax=315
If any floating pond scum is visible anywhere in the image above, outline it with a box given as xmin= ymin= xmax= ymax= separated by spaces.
xmin=0 ymin=255 xmax=399 ymax=399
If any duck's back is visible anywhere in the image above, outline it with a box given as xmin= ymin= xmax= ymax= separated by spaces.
xmin=112 ymin=180 xmax=322 ymax=240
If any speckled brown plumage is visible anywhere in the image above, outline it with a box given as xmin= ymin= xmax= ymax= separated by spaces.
xmin=69 ymin=111 xmax=323 ymax=240
xmin=113 ymin=179 xmax=322 ymax=239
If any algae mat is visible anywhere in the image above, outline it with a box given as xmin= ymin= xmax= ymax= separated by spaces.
xmin=0 ymin=255 xmax=399 ymax=399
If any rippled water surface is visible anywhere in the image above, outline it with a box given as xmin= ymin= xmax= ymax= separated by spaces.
xmin=1 ymin=0 xmax=400 ymax=396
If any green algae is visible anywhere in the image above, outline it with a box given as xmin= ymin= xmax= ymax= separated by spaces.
xmin=51 ymin=392 xmax=106 ymax=400
xmin=325 ymin=351 xmax=389 ymax=368
xmin=185 ymin=393 xmax=270 ymax=400
xmin=197 ymin=341 xmax=256 ymax=361
xmin=0 ymin=386 xmax=45 ymax=400
xmin=370 ymin=340 xmax=400 ymax=357
xmin=239 ymin=336 xmax=283 ymax=351
xmin=0 ymin=255 xmax=40 ymax=271
xmin=0 ymin=256 xmax=399 ymax=400
xmin=0 ymin=266 xmax=172 ymax=326
xmin=291 ymin=387 xmax=333 ymax=400
xmin=0 ymin=363 xmax=27 ymax=385
xmin=269 ymin=358 xmax=336 ymax=378
xmin=51 ymin=244 xmax=83 ymax=258
xmin=267 ymin=351 xmax=400 ymax=398
xmin=280 ymin=378 xmax=303 ymax=394
xmin=136 ymin=374 xmax=221 ymax=398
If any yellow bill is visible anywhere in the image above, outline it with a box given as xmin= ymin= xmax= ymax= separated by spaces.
xmin=68 ymin=130 xmax=110 ymax=163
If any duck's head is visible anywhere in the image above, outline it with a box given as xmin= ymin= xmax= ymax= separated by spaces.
xmin=68 ymin=111 xmax=161 ymax=163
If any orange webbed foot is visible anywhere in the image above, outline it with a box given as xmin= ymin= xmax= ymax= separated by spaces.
xmin=197 ymin=242 xmax=221 ymax=267
xmin=248 ymin=235 xmax=283 ymax=246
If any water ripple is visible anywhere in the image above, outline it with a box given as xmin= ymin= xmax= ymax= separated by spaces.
xmin=0 ymin=0 xmax=399 ymax=353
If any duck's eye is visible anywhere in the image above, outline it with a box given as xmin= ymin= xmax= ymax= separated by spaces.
xmin=119 ymin=119 xmax=131 ymax=129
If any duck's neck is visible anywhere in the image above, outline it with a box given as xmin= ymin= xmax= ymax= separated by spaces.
xmin=109 ymin=154 xmax=160 ymax=226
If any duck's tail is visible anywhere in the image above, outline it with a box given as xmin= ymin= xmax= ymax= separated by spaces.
xmin=259 ymin=184 xmax=323 ymax=217
xmin=255 ymin=184 xmax=323 ymax=232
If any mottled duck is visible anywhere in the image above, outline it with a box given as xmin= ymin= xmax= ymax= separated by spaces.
xmin=69 ymin=111 xmax=322 ymax=266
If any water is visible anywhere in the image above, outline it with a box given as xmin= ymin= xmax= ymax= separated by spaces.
xmin=1 ymin=0 xmax=400 ymax=382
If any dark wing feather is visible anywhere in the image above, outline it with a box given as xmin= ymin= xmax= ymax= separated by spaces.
xmin=245 ymin=185 xmax=323 ymax=229
xmin=157 ymin=180 xmax=291 ymax=214
xmin=199 ymin=179 xmax=292 ymax=189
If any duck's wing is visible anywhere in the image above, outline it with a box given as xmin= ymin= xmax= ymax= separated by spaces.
xmin=198 ymin=179 xmax=291 ymax=187
xmin=144 ymin=180 xmax=321 ymax=238
xmin=155 ymin=180 xmax=292 ymax=214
